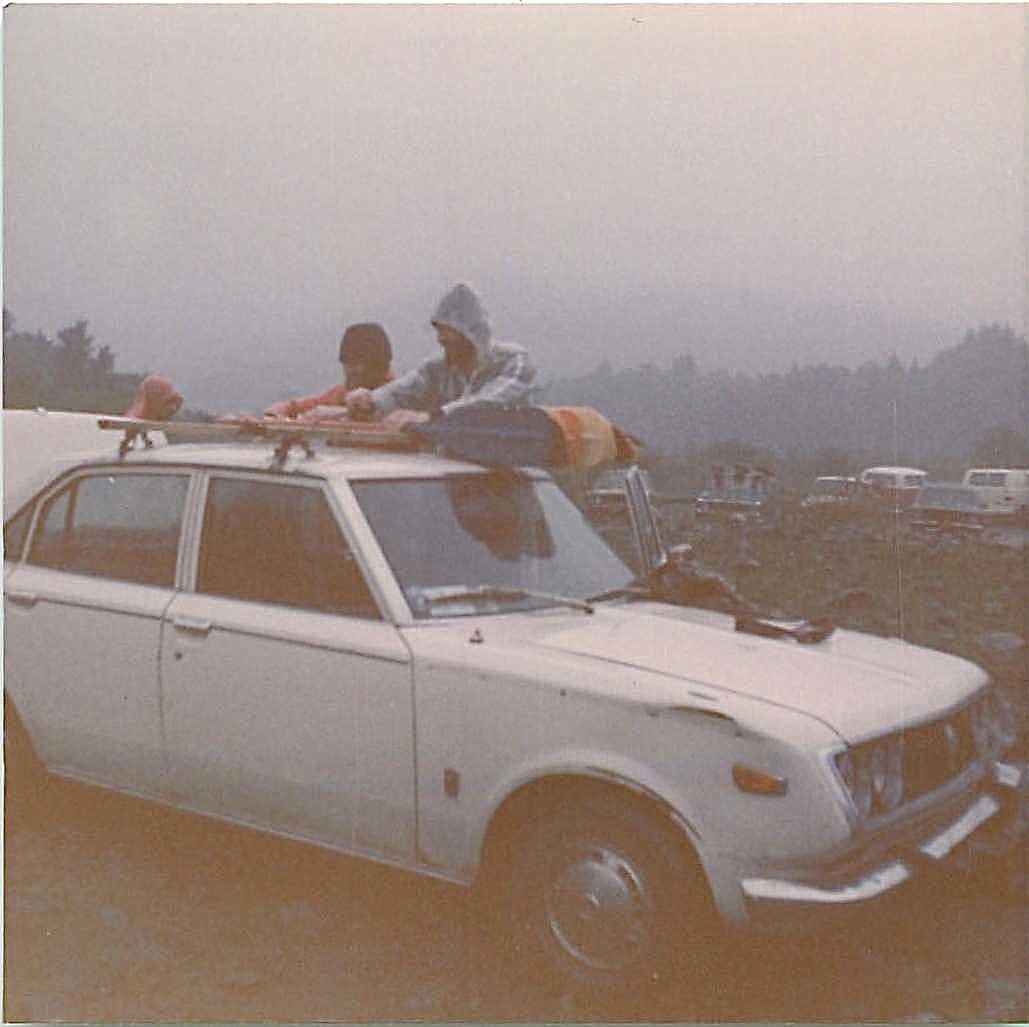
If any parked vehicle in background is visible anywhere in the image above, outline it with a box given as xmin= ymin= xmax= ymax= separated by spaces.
xmin=4 ymin=413 xmax=1024 ymax=991
xmin=908 ymin=483 xmax=987 ymax=536
xmin=801 ymin=475 xmax=858 ymax=510
xmin=858 ymin=466 xmax=927 ymax=508
xmin=694 ymin=463 xmax=777 ymax=520
xmin=961 ymin=468 xmax=1029 ymax=523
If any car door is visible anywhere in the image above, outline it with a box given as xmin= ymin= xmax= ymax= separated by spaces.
xmin=3 ymin=467 xmax=192 ymax=796
xmin=159 ymin=471 xmax=415 ymax=862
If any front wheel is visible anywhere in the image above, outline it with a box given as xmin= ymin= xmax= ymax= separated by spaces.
xmin=505 ymin=796 xmax=715 ymax=989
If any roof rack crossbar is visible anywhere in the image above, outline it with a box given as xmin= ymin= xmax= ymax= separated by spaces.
xmin=96 ymin=416 xmax=423 ymax=458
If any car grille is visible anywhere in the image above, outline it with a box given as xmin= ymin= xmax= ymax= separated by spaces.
xmin=900 ymin=706 xmax=978 ymax=802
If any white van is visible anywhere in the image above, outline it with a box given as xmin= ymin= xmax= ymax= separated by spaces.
xmin=961 ymin=468 xmax=1029 ymax=520
xmin=858 ymin=466 xmax=927 ymax=508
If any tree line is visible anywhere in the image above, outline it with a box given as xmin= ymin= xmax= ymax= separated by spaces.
xmin=3 ymin=310 xmax=146 ymax=415
xmin=545 ymin=323 xmax=1028 ymax=487
xmin=4 ymin=309 xmax=1025 ymax=486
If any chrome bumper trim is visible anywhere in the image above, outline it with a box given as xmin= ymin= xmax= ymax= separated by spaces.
xmin=918 ymin=793 xmax=1000 ymax=860
xmin=744 ymin=788 xmax=1007 ymax=906
xmin=993 ymin=760 xmax=1023 ymax=789
xmin=742 ymin=860 xmax=911 ymax=904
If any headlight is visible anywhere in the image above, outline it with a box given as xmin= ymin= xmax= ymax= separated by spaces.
xmin=835 ymin=748 xmax=871 ymax=818
xmin=980 ymin=690 xmax=1017 ymax=754
xmin=834 ymin=735 xmax=905 ymax=818
xmin=970 ymin=701 xmax=991 ymax=754
xmin=869 ymin=736 xmax=904 ymax=811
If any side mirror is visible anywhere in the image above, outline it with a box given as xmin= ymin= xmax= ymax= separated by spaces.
xmin=666 ymin=543 xmax=696 ymax=571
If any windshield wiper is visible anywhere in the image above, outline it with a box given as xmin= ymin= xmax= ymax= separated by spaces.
xmin=586 ymin=581 xmax=654 ymax=604
xmin=420 ymin=585 xmax=595 ymax=614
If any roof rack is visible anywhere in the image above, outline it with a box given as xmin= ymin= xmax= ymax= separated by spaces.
xmin=97 ymin=416 xmax=421 ymax=465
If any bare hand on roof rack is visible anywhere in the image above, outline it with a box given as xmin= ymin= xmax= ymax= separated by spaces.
xmin=345 ymin=388 xmax=375 ymax=420
xmin=215 ymin=412 xmax=263 ymax=424
xmin=263 ymin=400 xmax=297 ymax=418
xmin=383 ymin=409 xmax=430 ymax=427
xmin=298 ymin=404 xmax=348 ymax=422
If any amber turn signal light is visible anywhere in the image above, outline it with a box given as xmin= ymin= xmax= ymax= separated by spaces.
xmin=732 ymin=763 xmax=788 ymax=796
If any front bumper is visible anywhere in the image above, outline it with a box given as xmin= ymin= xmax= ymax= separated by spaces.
xmin=741 ymin=759 xmax=1025 ymax=921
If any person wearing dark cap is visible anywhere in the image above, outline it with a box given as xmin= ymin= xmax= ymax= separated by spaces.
xmin=263 ymin=322 xmax=394 ymax=420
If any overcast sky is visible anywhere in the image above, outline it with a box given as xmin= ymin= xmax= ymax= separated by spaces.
xmin=3 ymin=4 xmax=1025 ymax=410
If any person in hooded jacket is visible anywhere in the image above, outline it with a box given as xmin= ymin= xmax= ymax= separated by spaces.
xmin=262 ymin=322 xmax=395 ymax=420
xmin=346 ymin=283 xmax=536 ymax=425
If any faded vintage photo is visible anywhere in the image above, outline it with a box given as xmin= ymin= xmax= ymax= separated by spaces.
xmin=3 ymin=4 xmax=1026 ymax=1021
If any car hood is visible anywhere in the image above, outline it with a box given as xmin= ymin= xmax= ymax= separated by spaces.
xmin=479 ymin=603 xmax=988 ymax=743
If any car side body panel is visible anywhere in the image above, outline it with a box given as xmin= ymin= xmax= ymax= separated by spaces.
xmin=4 ymin=562 xmax=173 ymax=797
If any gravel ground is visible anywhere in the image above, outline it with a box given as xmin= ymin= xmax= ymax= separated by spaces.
xmin=4 ymin=511 xmax=1027 ymax=1022
xmin=3 ymin=732 xmax=1026 ymax=1023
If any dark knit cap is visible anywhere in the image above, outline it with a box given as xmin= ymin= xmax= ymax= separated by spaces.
xmin=339 ymin=322 xmax=392 ymax=368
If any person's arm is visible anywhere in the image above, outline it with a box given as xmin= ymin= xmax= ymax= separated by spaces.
xmin=265 ymin=383 xmax=347 ymax=419
xmin=440 ymin=346 xmax=536 ymax=416
xmin=297 ymin=404 xmax=350 ymax=421
xmin=365 ymin=361 xmax=440 ymax=417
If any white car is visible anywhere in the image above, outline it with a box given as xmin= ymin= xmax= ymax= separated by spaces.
xmin=961 ymin=468 xmax=1029 ymax=521
xmin=801 ymin=475 xmax=859 ymax=509
xmin=3 ymin=414 xmax=1023 ymax=987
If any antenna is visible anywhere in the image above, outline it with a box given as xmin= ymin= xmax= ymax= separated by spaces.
xmin=891 ymin=398 xmax=905 ymax=641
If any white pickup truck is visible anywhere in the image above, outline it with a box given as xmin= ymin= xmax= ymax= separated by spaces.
xmin=3 ymin=411 xmax=1023 ymax=988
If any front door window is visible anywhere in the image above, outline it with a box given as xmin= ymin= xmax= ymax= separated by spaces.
xmin=196 ymin=477 xmax=380 ymax=619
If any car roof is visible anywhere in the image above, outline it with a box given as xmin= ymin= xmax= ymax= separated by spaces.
xmin=3 ymin=415 xmax=558 ymax=517
xmin=860 ymin=465 xmax=927 ymax=476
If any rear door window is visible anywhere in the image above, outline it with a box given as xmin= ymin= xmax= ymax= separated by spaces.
xmin=28 ymin=472 xmax=189 ymax=587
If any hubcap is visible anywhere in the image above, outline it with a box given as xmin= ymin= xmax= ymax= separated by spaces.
xmin=544 ymin=843 xmax=653 ymax=972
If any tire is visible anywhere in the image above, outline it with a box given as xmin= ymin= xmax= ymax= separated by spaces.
xmin=503 ymin=792 xmax=714 ymax=990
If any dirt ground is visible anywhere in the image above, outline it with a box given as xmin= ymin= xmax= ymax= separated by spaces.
xmin=3 ymin=768 xmax=1026 ymax=1023
xmin=4 ymin=512 xmax=1027 ymax=1022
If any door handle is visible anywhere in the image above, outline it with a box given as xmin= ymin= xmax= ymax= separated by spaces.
xmin=173 ymin=616 xmax=212 ymax=637
xmin=6 ymin=590 xmax=38 ymax=608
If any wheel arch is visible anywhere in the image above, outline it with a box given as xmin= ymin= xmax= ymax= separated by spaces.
xmin=475 ymin=768 xmax=705 ymax=890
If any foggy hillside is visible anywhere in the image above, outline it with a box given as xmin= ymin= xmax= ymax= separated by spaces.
xmin=192 ymin=282 xmax=950 ymax=414
xmin=5 ymin=308 xmax=1024 ymax=472
xmin=545 ymin=322 xmax=1028 ymax=466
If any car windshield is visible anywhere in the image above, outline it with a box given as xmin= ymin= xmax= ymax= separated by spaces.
xmin=352 ymin=474 xmax=633 ymax=618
